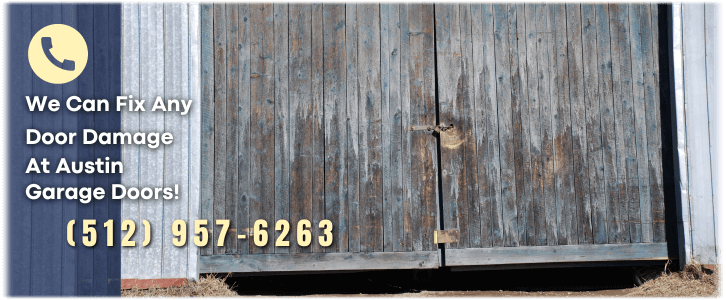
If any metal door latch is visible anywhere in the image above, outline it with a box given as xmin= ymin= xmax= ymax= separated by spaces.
xmin=409 ymin=123 xmax=454 ymax=133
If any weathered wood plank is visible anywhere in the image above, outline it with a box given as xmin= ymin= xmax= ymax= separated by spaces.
xmin=273 ymin=3 xmax=290 ymax=254
xmin=223 ymin=3 xmax=239 ymax=255
xmin=610 ymin=4 xmax=641 ymax=243
xmin=580 ymin=4 xmax=608 ymax=244
xmin=236 ymin=3 xmax=251 ymax=256
xmin=536 ymin=4 xmax=557 ymax=246
xmin=200 ymin=3 xmax=215 ymax=257
xmin=524 ymin=3 xmax=545 ymax=246
xmin=310 ymin=3 xmax=325 ymax=254
xmin=493 ymin=4 xmax=518 ymax=247
xmin=323 ymin=4 xmax=348 ymax=253
xmin=565 ymin=3 xmax=593 ymax=245
xmin=289 ymin=3 xmax=312 ymax=254
xmin=188 ymin=2 xmax=202 ymax=279
xmin=380 ymin=3 xmax=393 ymax=252
xmin=200 ymin=251 xmax=439 ymax=273
xmin=249 ymin=3 xmax=275 ymax=254
xmin=121 ymin=3 xmax=140 ymax=278
xmin=513 ymin=3 xmax=534 ymax=246
xmin=386 ymin=4 xmax=404 ymax=252
xmin=708 ymin=2 xmax=723 ymax=264
xmin=645 ymin=3 xmax=666 ymax=243
xmin=138 ymin=3 xmax=165 ymax=276
xmin=628 ymin=4 xmax=653 ymax=243
xmin=399 ymin=3 xmax=413 ymax=252
xmin=212 ymin=3 xmax=227 ymax=255
xmin=460 ymin=3 xmax=482 ymax=249
xmin=435 ymin=3 xmax=469 ymax=249
xmin=357 ymin=4 xmax=383 ymax=252
xmin=551 ymin=4 xmax=576 ymax=245
xmin=345 ymin=4 xmax=361 ymax=253
xmin=445 ymin=243 xmax=668 ymax=266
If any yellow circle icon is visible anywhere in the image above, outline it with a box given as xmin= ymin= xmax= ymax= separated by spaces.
xmin=28 ymin=24 xmax=88 ymax=84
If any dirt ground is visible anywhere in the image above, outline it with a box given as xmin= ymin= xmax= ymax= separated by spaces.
xmin=124 ymin=263 xmax=719 ymax=297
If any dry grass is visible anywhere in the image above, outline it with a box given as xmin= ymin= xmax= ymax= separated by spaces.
xmin=628 ymin=263 xmax=719 ymax=297
xmin=122 ymin=274 xmax=237 ymax=297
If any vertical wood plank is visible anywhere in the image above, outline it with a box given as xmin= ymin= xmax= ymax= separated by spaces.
xmin=311 ymin=3 xmax=325 ymax=254
xmin=138 ymin=3 xmax=164 ymax=277
xmin=628 ymin=4 xmax=653 ymax=243
xmin=566 ymin=3 xmax=594 ymax=244
xmin=645 ymin=3 xmax=666 ymax=243
xmin=493 ymin=4 xmax=519 ymax=247
xmin=188 ymin=2 xmax=202 ymax=279
xmin=9 ymin=4 xmax=32 ymax=295
xmin=289 ymin=3 xmax=312 ymax=254
xmin=121 ymin=2 xmax=140 ymax=278
xmin=513 ymin=3 xmax=534 ymax=246
xmin=536 ymin=4 xmax=558 ymax=246
xmin=399 ymin=3 xmax=413 ymax=251
xmin=580 ymin=4 xmax=609 ymax=244
xmin=610 ymin=4 xmax=641 ymax=243
xmin=524 ymin=4 xmax=546 ymax=246
xmin=273 ymin=3 xmax=290 ymax=254
xmin=387 ymin=4 xmax=404 ymax=252
xmin=212 ymin=3 xmax=227 ymax=255
xmin=460 ymin=3 xmax=482 ymax=249
xmin=380 ymin=3 xmax=393 ymax=252
xmin=236 ymin=3 xmax=251 ymax=256
xmin=323 ymin=4 xmax=348 ymax=253
xmin=249 ymin=3 xmax=275 ymax=254
xmin=223 ymin=3 xmax=239 ymax=254
xmin=200 ymin=3 xmax=215 ymax=257
xmin=345 ymin=4 xmax=361 ymax=253
xmin=357 ymin=4 xmax=383 ymax=252
xmin=595 ymin=4 xmax=624 ymax=244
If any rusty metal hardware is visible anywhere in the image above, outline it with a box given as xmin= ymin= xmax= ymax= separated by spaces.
xmin=409 ymin=123 xmax=454 ymax=133
xmin=434 ymin=230 xmax=460 ymax=244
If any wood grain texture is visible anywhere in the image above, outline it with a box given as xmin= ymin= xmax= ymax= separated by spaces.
xmin=188 ymin=2 xmax=202 ymax=279
xmin=223 ymin=3 xmax=239 ymax=255
xmin=212 ymin=4 xmax=227 ymax=256
xmin=273 ymin=3 xmax=290 ymax=255
xmin=310 ymin=3 xmax=326 ymax=254
xmin=565 ymin=3 xmax=593 ymax=245
xmin=345 ymin=4 xmax=361 ymax=253
xmin=289 ymin=3 xmax=312 ymax=254
xmin=200 ymin=3 xmax=215 ymax=257
xmin=323 ymin=4 xmax=348 ymax=253
xmin=236 ymin=3 xmax=251 ymax=256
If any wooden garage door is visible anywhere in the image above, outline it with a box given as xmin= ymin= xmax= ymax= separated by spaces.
xmin=435 ymin=3 xmax=668 ymax=266
xmin=199 ymin=4 xmax=442 ymax=273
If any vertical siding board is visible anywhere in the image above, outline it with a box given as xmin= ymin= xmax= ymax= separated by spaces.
xmin=524 ymin=4 xmax=545 ymax=246
xmin=380 ymin=4 xmax=393 ymax=252
xmin=311 ymin=3 xmax=326 ymax=254
xmin=289 ymin=4 xmax=312 ymax=254
xmin=76 ymin=4 xmax=95 ymax=293
xmin=399 ymin=4 xmax=413 ymax=251
xmin=121 ymin=2 xmax=140 ymax=279
xmin=470 ymin=3 xmax=489 ymax=248
xmin=323 ymin=4 xmax=348 ymax=253
xmin=200 ymin=3 xmax=215 ymax=257
xmin=640 ymin=3 xmax=665 ymax=243
xmin=460 ymin=3 xmax=482 ymax=248
xmin=249 ymin=4 xmax=275 ymax=254
xmin=138 ymin=2 xmax=165 ymax=278
xmin=434 ymin=4 xmax=467 ymax=249
xmin=493 ymin=4 xmax=518 ymax=247
xmin=61 ymin=4 xmax=79 ymax=294
xmin=708 ymin=2 xmax=723 ymax=264
xmin=107 ymin=6 xmax=123 ymax=292
xmin=684 ymin=3 xmax=716 ymax=262
xmin=212 ymin=4 xmax=227 ymax=255
xmin=237 ymin=3 xmax=252 ymax=256
xmin=357 ymin=4 xmax=383 ymax=252
xmin=2 ymin=2 xmax=32 ymax=298
xmin=535 ymin=4 xmax=557 ymax=246
xmin=595 ymin=4 xmax=623 ymax=244
xmin=224 ymin=3 xmax=240 ymax=254
xmin=387 ymin=4 xmax=404 ymax=252
xmin=273 ymin=3 xmax=290 ymax=255
xmin=514 ymin=3 xmax=534 ymax=246
xmin=31 ymin=4 xmax=63 ymax=295
xmin=580 ymin=4 xmax=609 ymax=244
xmin=188 ymin=2 xmax=202 ymax=279
xmin=628 ymin=4 xmax=653 ymax=243
xmin=566 ymin=3 xmax=594 ymax=245
xmin=345 ymin=4 xmax=361 ymax=253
